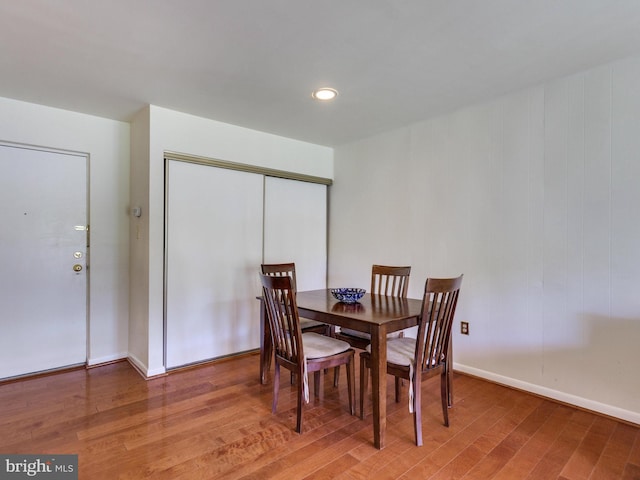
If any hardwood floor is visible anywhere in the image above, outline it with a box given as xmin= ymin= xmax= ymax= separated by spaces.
xmin=1 ymin=353 xmax=638 ymax=479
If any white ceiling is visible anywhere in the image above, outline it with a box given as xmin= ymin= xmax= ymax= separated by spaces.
xmin=2 ymin=1 xmax=640 ymax=147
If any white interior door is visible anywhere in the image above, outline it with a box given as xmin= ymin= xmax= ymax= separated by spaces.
xmin=263 ymin=176 xmax=327 ymax=290
xmin=0 ymin=144 xmax=88 ymax=379
xmin=165 ymin=161 xmax=263 ymax=369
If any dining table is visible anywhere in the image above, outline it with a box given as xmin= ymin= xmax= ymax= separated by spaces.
xmin=259 ymin=288 xmax=427 ymax=449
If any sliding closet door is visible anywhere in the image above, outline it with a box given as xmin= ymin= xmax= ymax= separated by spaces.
xmin=263 ymin=176 xmax=327 ymax=290
xmin=165 ymin=161 xmax=263 ymax=368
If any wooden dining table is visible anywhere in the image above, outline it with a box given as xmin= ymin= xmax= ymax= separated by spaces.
xmin=259 ymin=289 xmax=424 ymax=449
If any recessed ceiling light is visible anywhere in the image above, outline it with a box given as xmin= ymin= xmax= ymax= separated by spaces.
xmin=312 ymin=87 xmax=338 ymax=101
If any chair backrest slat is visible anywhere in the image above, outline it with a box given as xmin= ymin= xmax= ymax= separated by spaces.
xmin=260 ymin=273 xmax=303 ymax=365
xmin=371 ymin=264 xmax=411 ymax=298
xmin=415 ymin=275 xmax=463 ymax=373
xmin=261 ymin=262 xmax=297 ymax=292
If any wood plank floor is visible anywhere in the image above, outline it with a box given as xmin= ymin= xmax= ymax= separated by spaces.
xmin=1 ymin=353 xmax=638 ymax=479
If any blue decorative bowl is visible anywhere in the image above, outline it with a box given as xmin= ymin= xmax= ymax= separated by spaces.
xmin=330 ymin=288 xmax=366 ymax=304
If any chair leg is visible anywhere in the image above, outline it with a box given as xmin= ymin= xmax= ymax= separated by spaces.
xmin=296 ymin=369 xmax=304 ymax=433
xmin=395 ymin=377 xmax=402 ymax=403
xmin=359 ymin=355 xmax=368 ymax=420
xmin=440 ymin=371 xmax=449 ymax=427
xmin=446 ymin=360 xmax=453 ymax=407
xmin=333 ymin=365 xmax=340 ymax=387
xmin=346 ymin=358 xmax=355 ymax=415
xmin=413 ymin=375 xmax=423 ymax=446
xmin=314 ymin=371 xmax=322 ymax=399
xmin=272 ymin=363 xmax=280 ymax=414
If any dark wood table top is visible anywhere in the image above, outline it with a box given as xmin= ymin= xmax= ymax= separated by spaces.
xmin=295 ymin=289 xmax=423 ymax=333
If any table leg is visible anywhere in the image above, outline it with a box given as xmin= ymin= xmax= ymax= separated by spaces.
xmin=259 ymin=298 xmax=272 ymax=385
xmin=370 ymin=325 xmax=387 ymax=449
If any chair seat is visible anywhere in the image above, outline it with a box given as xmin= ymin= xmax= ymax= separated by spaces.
xmin=366 ymin=336 xmax=415 ymax=366
xmin=366 ymin=337 xmax=417 ymax=412
xmin=300 ymin=318 xmax=327 ymax=330
xmin=302 ymin=333 xmax=351 ymax=358
xmin=299 ymin=333 xmax=352 ymax=404
xmin=339 ymin=328 xmax=370 ymax=340
xmin=341 ymin=327 xmax=402 ymax=341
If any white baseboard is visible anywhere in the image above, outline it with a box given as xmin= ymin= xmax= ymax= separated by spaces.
xmin=453 ymin=363 xmax=640 ymax=426
xmin=127 ymin=354 xmax=166 ymax=379
xmin=87 ymin=353 xmax=128 ymax=367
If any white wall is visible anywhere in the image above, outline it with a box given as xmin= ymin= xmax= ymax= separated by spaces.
xmin=330 ymin=55 xmax=640 ymax=424
xmin=129 ymin=106 xmax=333 ymax=376
xmin=129 ymin=107 xmax=151 ymax=373
xmin=0 ymin=96 xmax=130 ymax=366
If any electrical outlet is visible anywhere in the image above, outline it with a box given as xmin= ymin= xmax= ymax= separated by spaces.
xmin=460 ymin=321 xmax=469 ymax=335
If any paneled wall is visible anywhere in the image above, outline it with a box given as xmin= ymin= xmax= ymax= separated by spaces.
xmin=330 ymin=55 xmax=640 ymax=423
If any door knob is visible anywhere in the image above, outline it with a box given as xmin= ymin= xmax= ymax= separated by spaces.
xmin=73 ymin=264 xmax=83 ymax=272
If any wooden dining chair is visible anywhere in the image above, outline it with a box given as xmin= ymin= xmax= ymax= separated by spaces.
xmin=359 ymin=274 xmax=463 ymax=446
xmin=261 ymin=263 xmax=330 ymax=336
xmin=260 ymin=273 xmax=355 ymax=433
xmin=261 ymin=262 xmax=335 ymax=385
xmin=335 ymin=264 xmax=412 ymax=350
